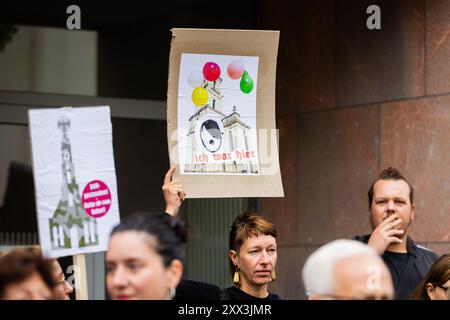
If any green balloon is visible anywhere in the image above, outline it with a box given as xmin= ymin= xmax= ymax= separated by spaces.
xmin=240 ymin=71 xmax=253 ymax=94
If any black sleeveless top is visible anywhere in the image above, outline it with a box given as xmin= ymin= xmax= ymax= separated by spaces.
xmin=221 ymin=286 xmax=282 ymax=300
xmin=175 ymin=280 xmax=282 ymax=300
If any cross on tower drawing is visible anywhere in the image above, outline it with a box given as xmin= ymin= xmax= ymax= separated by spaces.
xmin=58 ymin=116 xmax=70 ymax=133
xmin=49 ymin=116 xmax=99 ymax=250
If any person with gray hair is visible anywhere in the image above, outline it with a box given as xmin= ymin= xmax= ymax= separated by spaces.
xmin=302 ymin=239 xmax=394 ymax=300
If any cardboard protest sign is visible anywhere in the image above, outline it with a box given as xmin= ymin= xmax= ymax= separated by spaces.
xmin=167 ymin=28 xmax=284 ymax=198
xmin=29 ymin=106 xmax=120 ymax=258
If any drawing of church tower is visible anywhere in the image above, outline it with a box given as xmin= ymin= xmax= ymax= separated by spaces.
xmin=49 ymin=116 xmax=99 ymax=250
xmin=222 ymin=106 xmax=259 ymax=174
xmin=203 ymin=77 xmax=223 ymax=112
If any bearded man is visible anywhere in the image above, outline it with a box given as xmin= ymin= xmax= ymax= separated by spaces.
xmin=354 ymin=167 xmax=438 ymax=299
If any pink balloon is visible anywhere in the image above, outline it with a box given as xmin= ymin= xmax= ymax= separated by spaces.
xmin=227 ymin=60 xmax=245 ymax=80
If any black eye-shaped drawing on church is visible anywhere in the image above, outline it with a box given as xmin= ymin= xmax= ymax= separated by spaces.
xmin=200 ymin=119 xmax=223 ymax=153
xmin=178 ymin=53 xmax=261 ymax=175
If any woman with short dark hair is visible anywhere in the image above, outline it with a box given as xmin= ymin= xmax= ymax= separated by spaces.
xmin=163 ymin=166 xmax=282 ymax=300
xmin=221 ymin=211 xmax=281 ymax=300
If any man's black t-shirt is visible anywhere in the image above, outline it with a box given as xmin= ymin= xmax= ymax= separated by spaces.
xmin=354 ymin=234 xmax=439 ymax=300
xmin=222 ymin=286 xmax=282 ymax=300
xmin=382 ymin=251 xmax=410 ymax=296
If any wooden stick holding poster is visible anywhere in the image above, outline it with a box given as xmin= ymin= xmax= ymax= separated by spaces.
xmin=73 ymin=254 xmax=88 ymax=300
xmin=28 ymin=106 xmax=120 ymax=300
xmin=167 ymin=28 xmax=284 ymax=198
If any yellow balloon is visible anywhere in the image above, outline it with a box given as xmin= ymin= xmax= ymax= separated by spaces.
xmin=192 ymin=87 xmax=209 ymax=106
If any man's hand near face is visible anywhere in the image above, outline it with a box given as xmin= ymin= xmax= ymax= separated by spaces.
xmin=367 ymin=214 xmax=405 ymax=255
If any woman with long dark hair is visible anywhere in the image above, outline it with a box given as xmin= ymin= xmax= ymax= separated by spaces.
xmin=412 ymin=254 xmax=450 ymax=300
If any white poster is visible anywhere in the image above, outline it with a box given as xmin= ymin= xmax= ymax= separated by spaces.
xmin=29 ymin=106 xmax=120 ymax=258
xmin=178 ymin=53 xmax=260 ymax=175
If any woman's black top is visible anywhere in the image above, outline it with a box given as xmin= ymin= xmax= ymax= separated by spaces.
xmin=221 ymin=286 xmax=282 ymax=300
xmin=175 ymin=281 xmax=282 ymax=300
xmin=175 ymin=279 xmax=221 ymax=300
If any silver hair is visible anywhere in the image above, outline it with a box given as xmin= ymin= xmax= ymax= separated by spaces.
xmin=302 ymin=239 xmax=378 ymax=297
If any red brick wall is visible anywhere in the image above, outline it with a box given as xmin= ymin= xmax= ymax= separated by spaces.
xmin=258 ymin=0 xmax=450 ymax=299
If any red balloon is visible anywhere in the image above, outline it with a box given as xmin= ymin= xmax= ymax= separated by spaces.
xmin=203 ymin=62 xmax=221 ymax=81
